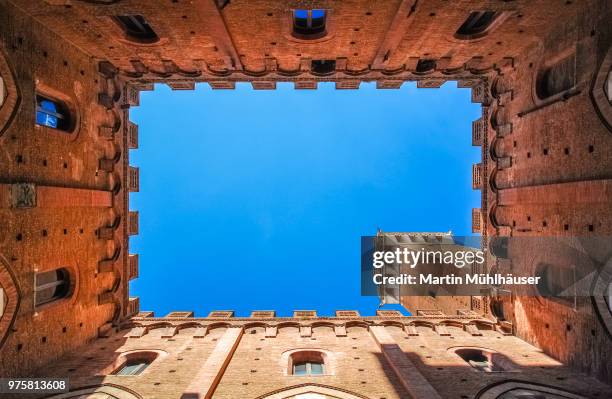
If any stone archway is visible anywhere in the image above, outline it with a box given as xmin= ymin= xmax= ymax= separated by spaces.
xmin=0 ymin=253 xmax=20 ymax=349
xmin=43 ymin=384 xmax=142 ymax=399
xmin=255 ymin=384 xmax=370 ymax=399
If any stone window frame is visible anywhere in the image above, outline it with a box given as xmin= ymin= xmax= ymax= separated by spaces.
xmin=99 ymin=349 xmax=167 ymax=377
xmin=280 ymin=348 xmax=335 ymax=377
xmin=34 ymin=83 xmax=80 ymax=142
xmin=590 ymin=46 xmax=612 ymax=133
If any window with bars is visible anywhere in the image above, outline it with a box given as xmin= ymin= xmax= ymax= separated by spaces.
xmin=113 ymin=15 xmax=159 ymax=43
xmin=34 ymin=268 xmax=70 ymax=307
xmin=293 ymin=9 xmax=327 ymax=39
xmin=35 ymin=94 xmax=73 ymax=132
xmin=455 ymin=11 xmax=501 ymax=39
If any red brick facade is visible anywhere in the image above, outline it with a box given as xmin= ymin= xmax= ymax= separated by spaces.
xmin=0 ymin=0 xmax=611 ymax=397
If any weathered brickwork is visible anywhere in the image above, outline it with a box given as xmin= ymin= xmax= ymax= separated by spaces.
xmin=0 ymin=0 xmax=611 ymax=397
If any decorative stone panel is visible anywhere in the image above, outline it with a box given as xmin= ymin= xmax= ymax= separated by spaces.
xmin=295 ymin=81 xmax=317 ymax=89
xmin=128 ymin=296 xmax=140 ymax=316
xmin=252 ymin=81 xmax=276 ymax=90
xmin=11 ymin=183 xmax=36 ymax=209
xmin=208 ymin=81 xmax=235 ymax=90
xmin=335 ymin=310 xmax=360 ymax=317
xmin=472 ymin=163 xmax=483 ymax=190
xmin=471 ymin=84 xmax=486 ymax=103
xmin=128 ymin=254 xmax=138 ymax=280
xmin=128 ymin=211 xmax=138 ymax=235
xmin=128 ymin=167 xmax=139 ymax=192
xmin=251 ymin=310 xmax=275 ymax=318
xmin=376 ymin=80 xmax=403 ymax=89
xmin=472 ymin=118 xmax=484 ymax=146
xmin=416 ymin=310 xmax=444 ymax=316
xmin=335 ymin=80 xmax=360 ymax=90
xmin=293 ymin=310 xmax=317 ymax=318
xmin=166 ymin=311 xmax=194 ymax=318
xmin=127 ymin=86 xmax=139 ymax=106
xmin=167 ymin=80 xmax=196 ymax=90
xmin=208 ymin=310 xmax=234 ymax=318
xmin=417 ymin=79 xmax=445 ymax=88
xmin=472 ymin=208 xmax=482 ymax=233
xmin=128 ymin=121 xmax=138 ymax=149
xmin=376 ymin=310 xmax=402 ymax=317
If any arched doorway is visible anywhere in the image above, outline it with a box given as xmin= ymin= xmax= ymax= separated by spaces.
xmin=255 ymin=384 xmax=369 ymax=399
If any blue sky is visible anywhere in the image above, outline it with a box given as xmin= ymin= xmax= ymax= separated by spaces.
xmin=128 ymin=82 xmax=481 ymax=317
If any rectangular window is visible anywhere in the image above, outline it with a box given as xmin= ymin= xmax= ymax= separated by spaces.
xmin=293 ymin=363 xmax=307 ymax=375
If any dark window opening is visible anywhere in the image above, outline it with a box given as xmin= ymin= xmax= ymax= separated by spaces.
xmin=455 ymin=348 xmax=506 ymax=372
xmin=34 ymin=268 xmax=70 ymax=307
xmin=114 ymin=358 xmax=151 ymax=375
xmin=416 ymin=59 xmax=436 ymax=73
xmin=536 ymin=55 xmax=575 ymax=99
xmin=35 ymin=95 xmax=73 ymax=132
xmin=114 ymin=15 xmax=159 ymax=44
xmin=456 ymin=11 xmax=501 ymax=39
xmin=293 ymin=9 xmax=327 ymax=40
xmin=311 ymin=60 xmax=336 ymax=74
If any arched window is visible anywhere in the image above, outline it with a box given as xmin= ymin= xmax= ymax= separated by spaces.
xmin=455 ymin=348 xmax=509 ymax=372
xmin=34 ymin=268 xmax=71 ymax=307
xmin=536 ymin=55 xmax=576 ymax=99
xmin=114 ymin=358 xmax=151 ymax=375
xmin=289 ymin=351 xmax=326 ymax=376
xmin=0 ymin=76 xmax=6 ymax=108
xmin=113 ymin=15 xmax=159 ymax=44
xmin=0 ymin=286 xmax=6 ymax=318
xmin=455 ymin=11 xmax=501 ymax=39
xmin=35 ymin=94 xmax=73 ymax=132
xmin=536 ymin=263 xmax=575 ymax=306
xmin=293 ymin=9 xmax=327 ymax=40
xmin=605 ymin=69 xmax=612 ymax=104
xmin=416 ymin=59 xmax=436 ymax=73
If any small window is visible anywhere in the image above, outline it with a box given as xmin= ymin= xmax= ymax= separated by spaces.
xmin=293 ymin=9 xmax=327 ymax=39
xmin=114 ymin=358 xmax=151 ymax=376
xmin=311 ymin=60 xmax=336 ymax=74
xmin=34 ymin=268 xmax=71 ymax=307
xmin=416 ymin=59 xmax=436 ymax=73
xmin=0 ymin=77 xmax=6 ymax=108
xmin=113 ymin=15 xmax=159 ymax=44
xmin=35 ymin=94 xmax=73 ymax=132
xmin=605 ymin=70 xmax=612 ymax=104
xmin=0 ymin=287 xmax=6 ymax=318
xmin=536 ymin=55 xmax=576 ymax=99
xmin=289 ymin=350 xmax=326 ymax=376
xmin=455 ymin=11 xmax=500 ymax=39
xmin=455 ymin=348 xmax=507 ymax=372
xmin=293 ymin=361 xmax=324 ymax=375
